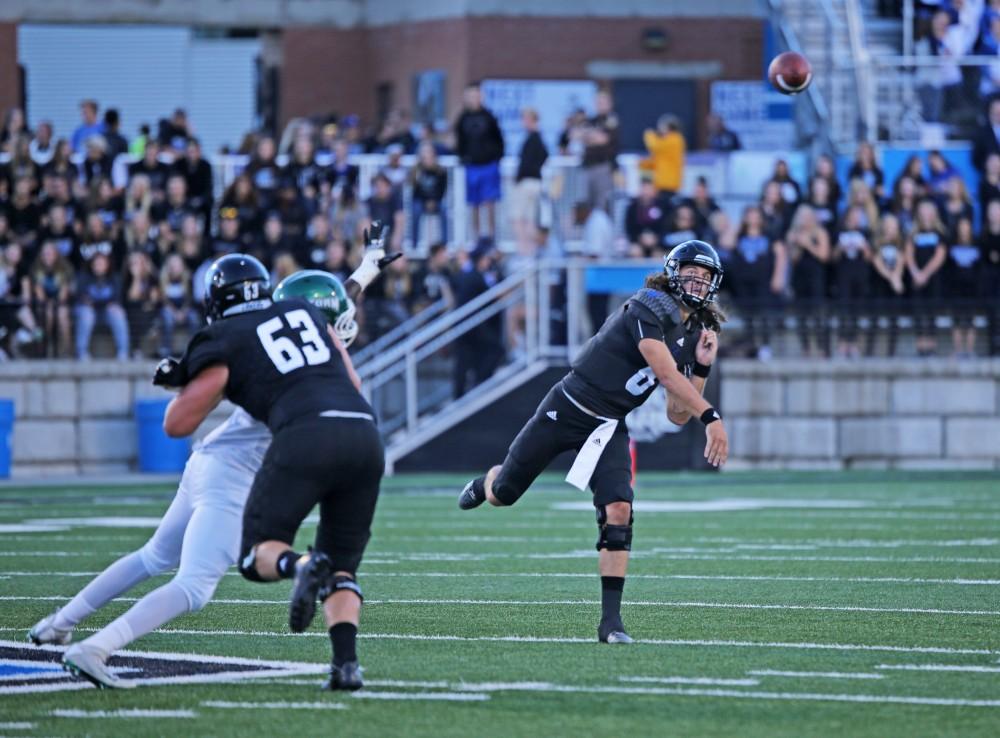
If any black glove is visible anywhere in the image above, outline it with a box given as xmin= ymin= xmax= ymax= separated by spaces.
xmin=153 ymin=357 xmax=185 ymax=389
xmin=363 ymin=220 xmax=403 ymax=270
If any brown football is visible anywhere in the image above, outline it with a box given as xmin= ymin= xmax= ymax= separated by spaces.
xmin=768 ymin=51 xmax=813 ymax=95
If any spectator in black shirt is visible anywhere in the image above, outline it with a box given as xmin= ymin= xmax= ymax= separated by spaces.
xmin=706 ymin=113 xmax=742 ymax=152
xmin=760 ymin=180 xmax=792 ymax=241
xmin=972 ymin=97 xmax=1000 ymax=173
xmin=158 ymin=108 xmax=191 ymax=154
xmin=283 ymin=135 xmax=323 ymax=201
xmin=947 ymin=215 xmax=981 ymax=358
xmin=512 ymin=108 xmax=548 ymax=256
xmin=31 ymin=240 xmax=74 ymax=357
xmin=81 ymin=136 xmax=114 ymax=185
xmin=322 ymin=238 xmax=352 ymax=285
xmin=979 ymin=153 xmax=1000 ymax=216
xmin=7 ymin=135 xmax=39 ymax=189
xmin=220 ymin=173 xmax=261 ymax=240
xmin=210 ymin=208 xmax=244 ymax=258
xmin=410 ymin=141 xmax=449 ymax=250
xmin=155 ymin=174 xmax=198 ymax=234
xmin=297 ymin=212 xmax=333 ymax=270
xmin=29 ymin=121 xmax=55 ymax=166
xmin=74 ymin=252 xmax=129 ymax=359
xmin=128 ymin=140 xmax=170 ymax=196
xmin=812 ymin=153 xmax=842 ymax=208
xmin=581 ymin=90 xmax=619 ymax=214
xmin=455 ymin=82 xmax=504 ymax=239
xmin=245 ymin=136 xmax=281 ymax=210
xmin=159 ymin=252 xmax=200 ymax=356
xmin=176 ymin=214 xmax=207 ymax=272
xmin=452 ymin=238 xmax=503 ymax=397
xmin=122 ymin=210 xmax=163 ymax=267
xmin=662 ymin=204 xmax=702 ymax=251
xmin=39 ymin=203 xmax=77 ymax=261
xmin=625 ymin=178 xmax=668 ymax=257
xmin=941 ymin=175 xmax=974 ymax=240
xmin=364 ymin=172 xmax=404 ymax=251
xmin=412 ymin=242 xmax=454 ymax=310
xmin=255 ymin=212 xmax=292 ymax=267
xmin=76 ymin=212 xmax=121 ymax=270
xmin=122 ymin=250 xmax=159 ymax=357
xmin=767 ymin=159 xmax=802 ymax=208
xmin=7 ymin=177 xmax=42 ymax=250
xmin=43 ymin=139 xmax=79 ymax=187
xmin=174 ymin=138 xmax=213 ymax=216
xmin=86 ymin=177 xmax=124 ymax=234
xmin=102 ymin=109 xmax=129 ymax=160
xmin=847 ymin=141 xmax=885 ymax=201
xmin=683 ymin=176 xmax=720 ymax=232
xmin=124 ymin=174 xmax=153 ymax=222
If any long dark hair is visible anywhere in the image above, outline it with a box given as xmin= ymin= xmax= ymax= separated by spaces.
xmin=643 ymin=272 xmax=728 ymax=331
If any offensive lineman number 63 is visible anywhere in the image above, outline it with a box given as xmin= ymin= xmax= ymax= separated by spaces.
xmin=257 ymin=309 xmax=331 ymax=374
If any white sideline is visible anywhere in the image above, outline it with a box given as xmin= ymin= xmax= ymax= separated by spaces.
xmin=5 ymin=595 xmax=998 ymax=617
xmin=350 ymin=691 xmax=490 ymax=701
xmin=619 ymin=676 xmax=760 ymax=686
xmin=747 ymin=670 xmax=884 ymax=680
xmin=875 ymin=664 xmax=1000 ymax=673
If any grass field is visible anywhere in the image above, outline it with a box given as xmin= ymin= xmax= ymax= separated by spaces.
xmin=1 ymin=470 xmax=999 ymax=737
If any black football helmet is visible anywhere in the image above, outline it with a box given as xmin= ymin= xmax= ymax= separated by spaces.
xmin=663 ymin=240 xmax=723 ymax=309
xmin=203 ymin=253 xmax=272 ymax=322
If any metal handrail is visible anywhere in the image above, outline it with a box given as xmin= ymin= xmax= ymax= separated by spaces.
xmin=844 ymin=0 xmax=874 ymax=141
xmin=352 ymin=298 xmax=449 ymax=367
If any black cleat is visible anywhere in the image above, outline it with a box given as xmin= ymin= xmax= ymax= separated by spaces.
xmin=458 ymin=476 xmax=487 ymax=510
xmin=323 ymin=660 xmax=364 ymax=691
xmin=598 ymin=621 xmax=634 ymax=644
xmin=289 ymin=549 xmax=333 ymax=633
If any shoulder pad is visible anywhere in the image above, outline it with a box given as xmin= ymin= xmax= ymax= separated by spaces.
xmin=630 ymin=288 xmax=681 ymax=329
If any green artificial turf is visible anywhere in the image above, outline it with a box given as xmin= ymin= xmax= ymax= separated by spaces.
xmin=1 ymin=471 xmax=999 ymax=737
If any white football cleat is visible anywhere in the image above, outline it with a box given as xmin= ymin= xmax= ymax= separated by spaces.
xmin=28 ymin=612 xmax=72 ymax=646
xmin=63 ymin=644 xmax=136 ymax=689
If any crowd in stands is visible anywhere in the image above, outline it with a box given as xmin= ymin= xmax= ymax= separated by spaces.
xmin=625 ymin=139 xmax=1000 ymax=359
xmin=0 ymin=79 xmax=998 ymax=365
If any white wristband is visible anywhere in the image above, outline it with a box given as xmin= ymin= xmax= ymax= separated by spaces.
xmin=349 ymin=259 xmax=381 ymax=290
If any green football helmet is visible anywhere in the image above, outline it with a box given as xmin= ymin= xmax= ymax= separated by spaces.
xmin=273 ymin=269 xmax=358 ymax=347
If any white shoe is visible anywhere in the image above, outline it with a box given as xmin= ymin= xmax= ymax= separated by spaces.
xmin=28 ymin=612 xmax=72 ymax=646
xmin=62 ymin=644 xmax=136 ymax=689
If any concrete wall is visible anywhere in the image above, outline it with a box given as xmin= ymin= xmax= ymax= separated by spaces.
xmin=721 ymin=359 xmax=1000 ymax=471
xmin=0 ymin=361 xmax=234 ymax=477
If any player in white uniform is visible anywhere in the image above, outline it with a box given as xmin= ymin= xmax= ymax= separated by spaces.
xmin=27 ymin=225 xmax=396 ymax=689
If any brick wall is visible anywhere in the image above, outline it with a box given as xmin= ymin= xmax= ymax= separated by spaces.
xmin=279 ymin=15 xmax=764 ymax=131
xmin=0 ymin=23 xmax=20 ymax=116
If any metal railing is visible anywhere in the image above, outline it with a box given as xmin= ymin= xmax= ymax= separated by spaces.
xmin=352 ymin=257 xmax=604 ymax=473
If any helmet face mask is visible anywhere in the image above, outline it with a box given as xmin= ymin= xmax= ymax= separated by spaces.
xmin=273 ymin=269 xmax=358 ymax=347
xmin=663 ymin=240 xmax=724 ymax=309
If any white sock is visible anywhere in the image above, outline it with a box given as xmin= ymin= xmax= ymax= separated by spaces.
xmin=53 ymin=551 xmax=153 ymax=630
xmin=83 ymin=581 xmax=191 ymax=655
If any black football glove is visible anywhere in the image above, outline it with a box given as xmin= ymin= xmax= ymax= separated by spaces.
xmin=363 ymin=220 xmax=403 ymax=270
xmin=153 ymin=357 xmax=185 ymax=389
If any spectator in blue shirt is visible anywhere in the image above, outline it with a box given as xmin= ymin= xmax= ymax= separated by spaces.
xmin=71 ymin=100 xmax=103 ymax=154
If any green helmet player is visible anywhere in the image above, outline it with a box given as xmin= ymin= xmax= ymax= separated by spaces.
xmin=273 ymin=269 xmax=359 ymax=347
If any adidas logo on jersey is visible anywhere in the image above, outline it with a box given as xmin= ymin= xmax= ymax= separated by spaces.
xmin=676 ymin=337 xmax=685 ymax=346
xmin=593 ymin=438 xmax=602 ymax=446
xmin=546 ymin=411 xmax=558 ymax=421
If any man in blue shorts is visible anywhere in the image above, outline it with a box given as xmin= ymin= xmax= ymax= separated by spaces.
xmin=455 ymin=81 xmax=504 ymax=239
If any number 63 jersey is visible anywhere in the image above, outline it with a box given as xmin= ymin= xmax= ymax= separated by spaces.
xmin=178 ymin=297 xmax=374 ymax=433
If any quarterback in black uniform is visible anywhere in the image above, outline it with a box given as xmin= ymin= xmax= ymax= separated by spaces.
xmin=458 ymin=240 xmax=729 ymax=644
xmin=159 ymin=227 xmax=397 ymax=690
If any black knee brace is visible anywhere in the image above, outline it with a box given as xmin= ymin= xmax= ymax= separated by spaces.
xmin=491 ymin=466 xmax=529 ymax=506
xmin=319 ymin=574 xmax=364 ymax=603
xmin=238 ymin=546 xmax=268 ymax=583
xmin=595 ymin=505 xmax=633 ymax=551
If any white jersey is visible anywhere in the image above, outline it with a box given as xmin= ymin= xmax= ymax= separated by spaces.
xmin=193 ymin=407 xmax=271 ymax=475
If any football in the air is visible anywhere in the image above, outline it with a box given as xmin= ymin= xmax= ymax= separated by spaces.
xmin=768 ymin=51 xmax=813 ymax=95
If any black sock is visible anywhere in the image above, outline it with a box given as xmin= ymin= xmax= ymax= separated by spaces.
xmin=329 ymin=622 xmax=358 ymax=667
xmin=600 ymin=576 xmax=625 ymax=626
xmin=276 ymin=550 xmax=301 ymax=579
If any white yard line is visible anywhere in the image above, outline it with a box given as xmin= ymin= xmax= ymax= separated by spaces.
xmin=3 ymin=627 xmax=988 ymax=656
xmin=4 ymin=595 xmax=997 ymax=617
xmin=350 ymin=691 xmax=489 ymax=702
xmin=201 ymin=701 xmax=346 ymax=710
xmin=50 ymin=709 xmax=196 ymax=718
xmin=619 ymin=676 xmax=760 ymax=686
xmin=875 ymin=663 xmax=1000 ymax=673
xmin=747 ymin=670 xmax=884 ymax=680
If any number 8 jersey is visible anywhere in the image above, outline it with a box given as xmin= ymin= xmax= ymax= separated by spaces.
xmin=178 ymin=297 xmax=374 ymax=432
xmin=561 ymin=287 xmax=700 ymax=419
